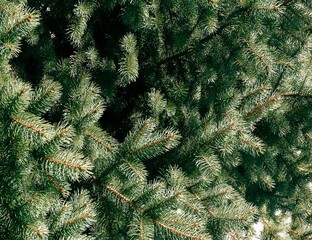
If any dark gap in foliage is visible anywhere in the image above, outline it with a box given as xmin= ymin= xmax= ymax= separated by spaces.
xmin=92 ymin=5 xmax=151 ymax=141
xmin=93 ymin=5 xmax=128 ymax=62
xmin=10 ymin=41 xmax=43 ymax=86
xmin=100 ymin=74 xmax=147 ymax=142
xmin=28 ymin=0 xmax=75 ymax=59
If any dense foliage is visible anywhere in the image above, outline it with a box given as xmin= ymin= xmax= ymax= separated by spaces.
xmin=0 ymin=0 xmax=311 ymax=239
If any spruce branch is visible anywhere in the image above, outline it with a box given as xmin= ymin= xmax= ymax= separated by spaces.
xmin=121 ymin=158 xmax=146 ymax=180
xmin=27 ymin=78 xmax=62 ymax=115
xmin=117 ymin=33 xmax=139 ymax=86
xmin=253 ymin=7 xmax=282 ymax=11
xmin=144 ymin=191 xmax=183 ymax=213
xmin=67 ymin=1 xmax=96 ymax=47
xmin=204 ymin=123 xmax=234 ymax=146
xmin=12 ymin=14 xmax=32 ymax=29
xmin=139 ymin=217 xmax=144 ymax=240
xmin=131 ymin=119 xmax=152 ymax=145
xmin=250 ymin=168 xmax=275 ymax=190
xmin=188 ymin=188 xmax=254 ymax=223
xmin=223 ymin=227 xmax=239 ymax=240
xmin=177 ymin=197 xmax=201 ymax=213
xmin=242 ymin=85 xmax=270 ymax=99
xmin=281 ymin=93 xmax=312 ymax=98
xmin=152 ymin=218 xmax=210 ymax=240
xmin=26 ymin=223 xmax=49 ymax=237
xmin=50 ymin=204 xmax=67 ymax=229
xmin=45 ymin=172 xmax=65 ymax=194
xmin=1 ymin=0 xmax=311 ymax=238
xmin=11 ymin=115 xmax=48 ymax=137
xmin=103 ymin=184 xmax=142 ymax=212
xmin=157 ymin=7 xmax=247 ymax=66
xmin=43 ymin=150 xmax=93 ymax=181
xmin=46 ymin=157 xmax=87 ymax=171
xmin=244 ymin=96 xmax=278 ymax=119
xmin=245 ymin=41 xmax=271 ymax=72
xmin=162 ymin=217 xmax=201 ymax=228
xmin=132 ymin=183 xmax=162 ymax=207
xmin=195 ymin=153 xmax=221 ymax=177
xmin=64 ymin=212 xmax=91 ymax=226
xmin=84 ymin=130 xmax=113 ymax=150
xmin=0 ymin=3 xmax=9 ymax=15
xmin=130 ymin=133 xmax=177 ymax=154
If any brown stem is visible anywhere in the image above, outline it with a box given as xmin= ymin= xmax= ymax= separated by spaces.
xmin=84 ymin=131 xmax=112 ymax=150
xmin=46 ymin=157 xmax=86 ymax=171
xmin=11 ymin=115 xmax=47 ymax=136
xmin=130 ymin=134 xmax=176 ymax=154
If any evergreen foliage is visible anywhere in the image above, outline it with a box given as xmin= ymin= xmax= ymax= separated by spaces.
xmin=0 ymin=0 xmax=311 ymax=239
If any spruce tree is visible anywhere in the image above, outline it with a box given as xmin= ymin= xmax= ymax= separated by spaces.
xmin=0 ymin=0 xmax=311 ymax=239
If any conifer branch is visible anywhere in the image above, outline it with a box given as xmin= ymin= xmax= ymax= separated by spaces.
xmin=250 ymin=168 xmax=274 ymax=189
xmin=46 ymin=157 xmax=86 ymax=171
xmin=12 ymin=140 xmax=20 ymax=159
xmin=0 ymin=4 xmax=9 ymax=14
xmin=134 ymin=184 xmax=161 ymax=204
xmin=188 ymin=189 xmax=215 ymax=216
xmin=203 ymin=190 xmax=228 ymax=201
xmin=103 ymin=184 xmax=142 ymax=211
xmin=64 ymin=212 xmax=90 ymax=226
xmin=299 ymin=202 xmax=310 ymax=216
xmin=123 ymin=159 xmax=145 ymax=180
xmin=281 ymin=93 xmax=312 ymax=98
xmin=148 ymin=192 xmax=183 ymax=211
xmin=275 ymin=58 xmax=293 ymax=67
xmin=50 ymin=128 xmax=69 ymax=142
xmin=204 ymin=123 xmax=234 ymax=146
xmin=84 ymin=131 xmax=112 ymax=150
xmin=189 ymin=189 xmax=249 ymax=221
xmin=305 ymin=133 xmax=312 ymax=140
xmin=177 ymin=196 xmax=200 ymax=212
xmin=72 ymin=203 xmax=87 ymax=214
xmin=130 ymin=134 xmax=176 ymax=154
xmin=285 ymin=30 xmax=305 ymax=44
xmin=244 ymin=96 xmax=278 ymax=119
xmin=140 ymin=217 xmax=144 ymax=240
xmin=11 ymin=115 xmax=48 ymax=136
xmin=19 ymin=192 xmax=40 ymax=209
xmin=180 ymin=0 xmax=193 ymax=17
xmin=151 ymin=219 xmax=209 ymax=240
xmin=27 ymin=224 xmax=46 ymax=236
xmin=201 ymin=156 xmax=216 ymax=170
xmin=4 ymin=43 xmax=18 ymax=52
xmin=297 ymin=166 xmax=312 ymax=173
xmin=289 ymin=229 xmax=301 ymax=237
xmin=239 ymin=137 xmax=261 ymax=151
xmin=8 ymin=14 xmax=33 ymax=33
xmin=286 ymin=105 xmax=304 ymax=114
xmin=223 ymin=227 xmax=239 ymax=240
xmin=45 ymin=173 xmax=64 ymax=193
xmin=91 ymin=101 xmax=103 ymax=114
xmin=243 ymin=85 xmax=269 ymax=99
xmin=253 ymin=7 xmax=283 ymax=11
xmin=27 ymin=192 xmax=39 ymax=203
xmin=1 ymin=0 xmax=311 ymax=238
xmin=50 ymin=205 xmax=67 ymax=227
xmin=157 ymin=8 xmax=246 ymax=66
xmin=289 ymin=7 xmax=310 ymax=26
xmin=131 ymin=120 xmax=151 ymax=145
xmin=162 ymin=217 xmax=200 ymax=227
xmin=218 ymin=216 xmax=248 ymax=221
xmin=202 ymin=121 xmax=210 ymax=137
xmin=246 ymin=42 xmax=271 ymax=71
